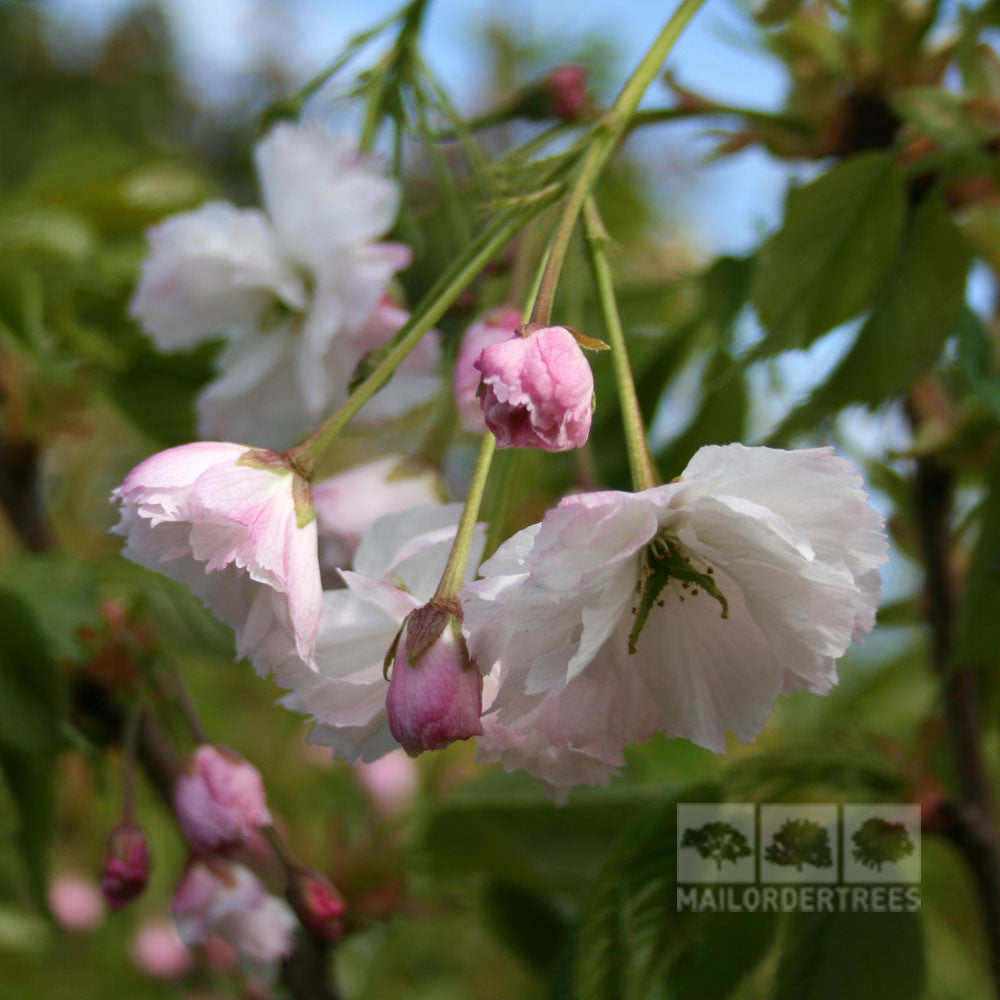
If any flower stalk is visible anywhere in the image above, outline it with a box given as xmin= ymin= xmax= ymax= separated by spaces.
xmin=528 ymin=0 xmax=707 ymax=325
xmin=582 ymin=197 xmax=659 ymax=492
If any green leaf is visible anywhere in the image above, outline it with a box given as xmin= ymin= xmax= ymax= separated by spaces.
xmin=0 ymin=744 xmax=57 ymax=913
xmin=106 ymin=340 xmax=219 ymax=445
xmin=481 ymin=879 xmax=570 ymax=974
xmin=755 ymin=0 xmax=806 ymax=25
xmin=954 ymin=461 xmax=1000 ymax=666
xmin=425 ymin=771 xmax=667 ymax=893
xmin=750 ymin=152 xmax=906 ymax=357
xmin=772 ymin=193 xmax=971 ymax=440
xmin=666 ymin=909 xmax=778 ymax=1000
xmin=773 ymin=908 xmax=925 ymax=1000
xmin=575 ymin=785 xmax=720 ymax=1000
xmin=0 ymin=589 xmax=67 ymax=753
xmin=956 ymin=307 xmax=1000 ymax=422
xmin=0 ymin=553 xmax=100 ymax=661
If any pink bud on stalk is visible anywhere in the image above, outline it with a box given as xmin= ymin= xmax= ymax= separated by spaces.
xmin=386 ymin=603 xmax=483 ymax=757
xmin=100 ymin=822 xmax=151 ymax=911
xmin=474 ymin=325 xmax=594 ymax=452
xmin=174 ymin=745 xmax=272 ymax=855
xmin=291 ymin=870 xmax=346 ymax=941
xmin=515 ymin=65 xmax=591 ymax=121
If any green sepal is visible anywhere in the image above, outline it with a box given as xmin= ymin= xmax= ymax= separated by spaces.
xmin=403 ymin=606 xmax=452 ymax=668
xmin=292 ymin=474 xmax=316 ymax=529
xmin=628 ymin=541 xmax=728 ymax=654
xmin=565 ymin=326 xmax=611 ymax=352
xmin=236 ymin=447 xmax=290 ymax=472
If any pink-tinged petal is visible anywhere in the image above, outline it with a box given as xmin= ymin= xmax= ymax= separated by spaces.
xmin=453 ymin=307 xmax=523 ymax=433
xmin=112 ymin=444 xmax=322 ymax=672
xmin=130 ymin=202 xmax=304 ymax=351
xmin=475 ymin=325 xmax=594 ymax=451
xmin=313 ymin=456 xmax=443 ymax=574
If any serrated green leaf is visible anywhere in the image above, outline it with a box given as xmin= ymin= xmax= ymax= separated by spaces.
xmin=575 ymin=785 xmax=720 ymax=1000
xmin=771 ymin=193 xmax=970 ymax=440
xmin=666 ymin=908 xmax=778 ymax=1000
xmin=751 ymin=152 xmax=906 ymax=357
xmin=773 ymin=908 xmax=925 ymax=1000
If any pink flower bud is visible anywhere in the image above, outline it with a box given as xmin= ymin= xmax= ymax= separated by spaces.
xmin=174 ymin=745 xmax=272 ymax=855
xmin=49 ymin=875 xmax=104 ymax=931
xmin=474 ymin=325 xmax=594 ymax=451
xmin=131 ymin=919 xmax=194 ymax=979
xmin=453 ymin=307 xmax=523 ymax=433
xmin=100 ymin=822 xmax=151 ymax=911
xmin=546 ymin=65 xmax=590 ymax=120
xmin=292 ymin=870 xmax=346 ymax=940
xmin=386 ymin=604 xmax=483 ymax=757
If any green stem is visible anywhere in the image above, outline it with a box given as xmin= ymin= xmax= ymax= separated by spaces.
xmin=434 ymin=433 xmax=496 ymax=600
xmin=528 ymin=0 xmax=707 ymax=325
xmin=483 ymin=448 xmax=519 ymax=561
xmin=289 ymin=199 xmax=554 ymax=476
xmin=582 ymin=197 xmax=659 ymax=492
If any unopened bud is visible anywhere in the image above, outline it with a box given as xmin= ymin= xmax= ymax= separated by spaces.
xmin=386 ymin=604 xmax=483 ymax=757
xmin=516 ymin=65 xmax=591 ymax=121
xmin=101 ymin=822 xmax=151 ymax=911
xmin=292 ymin=870 xmax=346 ymax=941
xmin=174 ymin=745 xmax=272 ymax=855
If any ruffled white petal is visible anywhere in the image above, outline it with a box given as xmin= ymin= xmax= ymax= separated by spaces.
xmin=130 ymin=202 xmax=304 ymax=351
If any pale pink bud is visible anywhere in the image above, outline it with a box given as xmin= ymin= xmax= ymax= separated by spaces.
xmin=49 ymin=875 xmax=104 ymax=932
xmin=101 ymin=822 xmax=151 ymax=911
xmin=474 ymin=325 xmax=594 ymax=451
xmin=174 ymin=745 xmax=272 ymax=855
xmin=453 ymin=307 xmax=523 ymax=432
xmin=291 ymin=870 xmax=346 ymax=940
xmin=354 ymin=749 xmax=419 ymax=815
xmin=131 ymin=919 xmax=194 ymax=979
xmin=386 ymin=604 xmax=483 ymax=757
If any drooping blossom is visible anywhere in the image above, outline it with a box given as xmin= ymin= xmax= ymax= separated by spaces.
xmin=385 ymin=603 xmax=483 ymax=757
xmin=453 ymin=307 xmax=523 ymax=432
xmin=463 ymin=444 xmax=888 ymax=796
xmin=100 ymin=822 xmax=152 ymax=910
xmin=312 ymin=454 xmax=443 ymax=577
xmin=474 ymin=325 xmax=594 ymax=451
xmin=172 ymin=859 xmax=295 ymax=966
xmin=111 ymin=441 xmax=321 ymax=673
xmin=174 ymin=745 xmax=272 ymax=855
xmin=130 ymin=122 xmax=439 ymax=449
xmin=276 ymin=505 xmax=485 ymax=763
xmin=49 ymin=875 xmax=104 ymax=932
xmin=131 ymin=919 xmax=194 ymax=980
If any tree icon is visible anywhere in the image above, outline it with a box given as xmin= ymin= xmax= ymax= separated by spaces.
xmin=681 ymin=821 xmax=753 ymax=871
xmin=764 ymin=818 xmax=833 ymax=871
xmin=851 ymin=817 xmax=916 ymax=871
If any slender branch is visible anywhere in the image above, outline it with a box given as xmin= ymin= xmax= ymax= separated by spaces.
xmin=912 ymin=453 xmax=1000 ymax=994
xmin=528 ymin=0 xmax=707 ymax=325
xmin=289 ymin=200 xmax=554 ymax=476
xmin=581 ymin=197 xmax=659 ymax=492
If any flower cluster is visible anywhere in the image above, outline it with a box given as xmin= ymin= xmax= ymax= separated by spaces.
xmin=114 ymin=117 xmax=889 ymax=805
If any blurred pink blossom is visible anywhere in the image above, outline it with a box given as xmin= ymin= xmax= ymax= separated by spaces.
xmin=131 ymin=919 xmax=194 ymax=980
xmin=49 ymin=875 xmax=104 ymax=932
